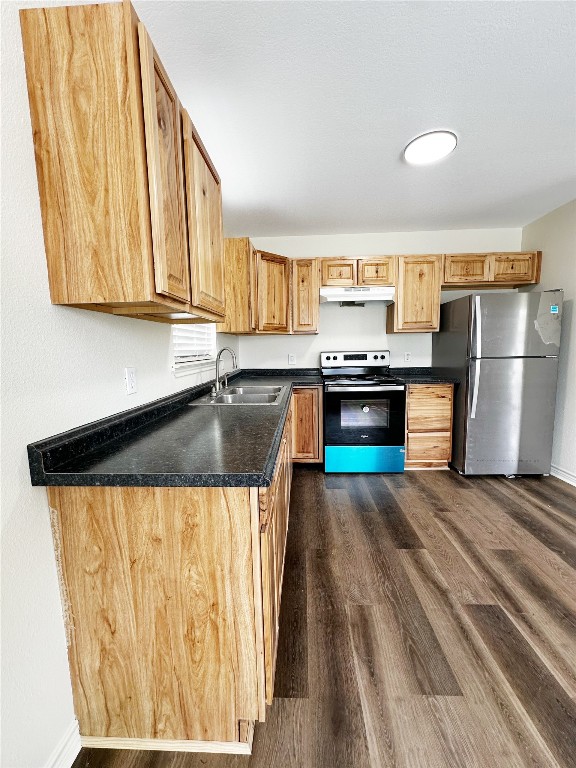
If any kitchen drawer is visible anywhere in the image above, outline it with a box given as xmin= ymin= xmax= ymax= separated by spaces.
xmin=407 ymin=432 xmax=451 ymax=462
xmin=407 ymin=384 xmax=453 ymax=432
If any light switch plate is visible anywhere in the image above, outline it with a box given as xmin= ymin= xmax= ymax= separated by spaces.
xmin=288 ymin=354 xmax=296 ymax=366
xmin=404 ymin=352 xmax=411 ymax=363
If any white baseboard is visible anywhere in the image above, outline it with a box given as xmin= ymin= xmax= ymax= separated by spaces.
xmin=45 ymin=719 xmax=80 ymax=768
xmin=550 ymin=464 xmax=576 ymax=487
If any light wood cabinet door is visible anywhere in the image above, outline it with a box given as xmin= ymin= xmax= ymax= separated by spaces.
xmin=407 ymin=384 xmax=453 ymax=432
xmin=358 ymin=257 xmax=396 ymax=286
xmin=321 ymin=258 xmax=357 ymax=286
xmin=405 ymin=383 xmax=453 ymax=468
xmin=182 ymin=110 xmax=225 ymax=317
xmin=492 ymin=252 xmax=540 ymax=283
xmin=259 ymin=410 xmax=292 ymax=704
xmin=217 ymin=238 xmax=257 ymax=334
xmin=138 ymin=24 xmax=190 ymax=303
xmin=444 ymin=254 xmax=491 ymax=284
xmin=292 ymin=387 xmax=322 ymax=462
xmin=390 ymin=255 xmax=443 ymax=332
xmin=257 ymin=252 xmax=290 ymax=333
xmin=292 ymin=259 xmax=319 ymax=333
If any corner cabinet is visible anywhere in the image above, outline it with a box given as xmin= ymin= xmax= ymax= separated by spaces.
xmin=387 ymin=255 xmax=443 ymax=332
xmin=46 ymin=398 xmax=296 ymax=754
xmin=20 ymin=1 xmax=224 ymax=324
xmin=218 ymin=239 xmax=319 ymax=335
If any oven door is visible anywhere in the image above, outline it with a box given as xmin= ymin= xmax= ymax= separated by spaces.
xmin=324 ymin=386 xmax=406 ymax=446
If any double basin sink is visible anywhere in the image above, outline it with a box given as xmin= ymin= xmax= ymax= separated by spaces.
xmin=191 ymin=385 xmax=286 ymax=406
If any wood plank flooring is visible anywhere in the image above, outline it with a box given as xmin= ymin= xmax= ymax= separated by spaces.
xmin=73 ymin=468 xmax=576 ymax=768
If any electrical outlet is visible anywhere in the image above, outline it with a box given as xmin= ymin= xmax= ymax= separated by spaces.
xmin=404 ymin=352 xmax=411 ymax=363
xmin=124 ymin=367 xmax=137 ymax=395
xmin=288 ymin=354 xmax=296 ymax=366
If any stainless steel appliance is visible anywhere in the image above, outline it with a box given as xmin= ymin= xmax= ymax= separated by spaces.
xmin=432 ymin=290 xmax=563 ymax=475
xmin=321 ymin=349 xmax=406 ymax=472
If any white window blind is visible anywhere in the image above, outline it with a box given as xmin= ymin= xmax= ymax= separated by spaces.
xmin=171 ymin=324 xmax=217 ymax=377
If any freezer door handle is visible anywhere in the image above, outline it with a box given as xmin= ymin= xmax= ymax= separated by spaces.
xmin=475 ymin=295 xmax=482 ymax=358
xmin=471 ymin=360 xmax=481 ymax=419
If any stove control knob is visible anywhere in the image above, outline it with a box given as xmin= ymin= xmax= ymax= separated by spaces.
xmin=380 ymin=354 xmax=386 ymax=360
xmin=362 ymin=405 xmax=370 ymax=413
xmin=326 ymin=355 xmax=331 ymax=360
xmin=373 ymin=354 xmax=378 ymax=360
xmin=333 ymin=355 xmax=338 ymax=360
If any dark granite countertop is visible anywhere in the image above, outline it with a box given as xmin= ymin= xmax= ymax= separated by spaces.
xmin=28 ymin=370 xmax=322 ymax=488
xmin=390 ymin=367 xmax=460 ymax=385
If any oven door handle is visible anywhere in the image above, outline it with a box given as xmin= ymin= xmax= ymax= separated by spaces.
xmin=325 ymin=385 xmax=406 ymax=393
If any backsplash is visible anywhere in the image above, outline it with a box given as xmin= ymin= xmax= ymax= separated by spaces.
xmin=238 ymin=302 xmax=432 ymax=368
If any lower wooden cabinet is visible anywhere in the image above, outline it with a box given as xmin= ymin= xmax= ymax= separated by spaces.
xmin=292 ymin=386 xmax=323 ymax=462
xmin=259 ymin=404 xmax=293 ymax=704
xmin=405 ymin=383 xmax=454 ymax=468
xmin=44 ymin=396 xmax=298 ymax=754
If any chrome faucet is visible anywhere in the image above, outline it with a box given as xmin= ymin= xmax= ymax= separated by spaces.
xmin=212 ymin=347 xmax=238 ymax=395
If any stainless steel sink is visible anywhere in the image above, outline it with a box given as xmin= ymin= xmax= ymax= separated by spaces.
xmin=190 ymin=385 xmax=286 ymax=406
xmin=224 ymin=386 xmax=282 ymax=395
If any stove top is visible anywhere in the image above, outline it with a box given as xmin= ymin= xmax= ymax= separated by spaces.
xmin=326 ymin=374 xmax=400 ymax=385
xmin=320 ymin=349 xmax=405 ymax=389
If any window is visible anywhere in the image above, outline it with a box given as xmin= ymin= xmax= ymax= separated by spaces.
xmin=171 ymin=324 xmax=217 ymax=377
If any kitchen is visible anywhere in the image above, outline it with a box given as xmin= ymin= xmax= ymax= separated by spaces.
xmin=1 ymin=1 xmax=575 ymax=767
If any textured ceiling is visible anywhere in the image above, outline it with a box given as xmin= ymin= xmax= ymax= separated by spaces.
xmin=137 ymin=2 xmax=575 ymax=235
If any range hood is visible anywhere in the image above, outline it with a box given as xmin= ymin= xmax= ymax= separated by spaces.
xmin=319 ymin=286 xmax=395 ymax=304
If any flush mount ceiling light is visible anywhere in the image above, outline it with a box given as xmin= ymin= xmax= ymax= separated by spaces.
xmin=404 ymin=130 xmax=457 ymax=165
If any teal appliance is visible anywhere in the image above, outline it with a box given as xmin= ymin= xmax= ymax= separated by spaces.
xmin=321 ymin=350 xmax=406 ymax=473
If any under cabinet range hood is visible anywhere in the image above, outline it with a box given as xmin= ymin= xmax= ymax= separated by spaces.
xmin=319 ymin=286 xmax=395 ymax=304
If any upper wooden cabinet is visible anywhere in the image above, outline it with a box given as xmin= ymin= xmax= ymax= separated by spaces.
xmin=357 ymin=257 xmax=396 ymax=286
xmin=443 ymin=253 xmax=491 ymax=284
xmin=444 ymin=252 xmax=541 ymax=286
xmin=218 ymin=239 xmax=319 ymax=335
xmin=138 ymin=24 xmax=190 ymax=304
xmin=321 ymin=258 xmax=357 ymax=286
xmin=20 ymin=1 xmax=223 ymax=324
xmin=388 ymin=255 xmax=443 ymax=333
xmin=257 ymin=252 xmax=290 ymax=333
xmin=292 ymin=259 xmax=319 ymax=333
xmin=182 ymin=110 xmax=225 ymax=317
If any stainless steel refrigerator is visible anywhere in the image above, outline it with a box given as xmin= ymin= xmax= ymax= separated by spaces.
xmin=432 ymin=290 xmax=563 ymax=475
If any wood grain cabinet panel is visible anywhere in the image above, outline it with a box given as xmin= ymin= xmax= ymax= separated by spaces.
xmin=182 ymin=110 xmax=225 ymax=317
xmin=291 ymin=259 xmax=319 ymax=333
xmin=405 ymin=383 xmax=453 ymax=469
xmin=292 ymin=386 xmax=323 ymax=462
xmin=321 ymin=258 xmax=357 ymax=286
xmin=492 ymin=252 xmax=540 ymax=283
xmin=138 ymin=24 xmax=190 ymax=303
xmin=407 ymin=433 xmax=452 ymax=462
xmin=357 ymin=257 xmax=396 ymax=286
xmin=217 ymin=238 xmax=256 ymax=334
xmin=444 ymin=254 xmax=491 ymax=284
xmin=259 ymin=407 xmax=293 ymax=704
xmin=388 ymin=255 xmax=443 ymax=332
xmin=257 ymin=252 xmax=290 ymax=333
xmin=20 ymin=2 xmax=224 ymax=324
xmin=407 ymin=384 xmax=453 ymax=432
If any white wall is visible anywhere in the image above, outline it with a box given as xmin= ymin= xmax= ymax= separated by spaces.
xmin=243 ymin=229 xmax=522 ymax=368
xmin=522 ymin=200 xmax=576 ymax=484
xmin=0 ymin=4 xmax=237 ymax=765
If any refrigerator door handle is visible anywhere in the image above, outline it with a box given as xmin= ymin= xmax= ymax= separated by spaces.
xmin=471 ymin=360 xmax=481 ymax=419
xmin=475 ymin=295 xmax=482 ymax=358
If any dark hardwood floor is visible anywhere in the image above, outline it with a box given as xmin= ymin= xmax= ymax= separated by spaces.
xmin=73 ymin=468 xmax=576 ymax=768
